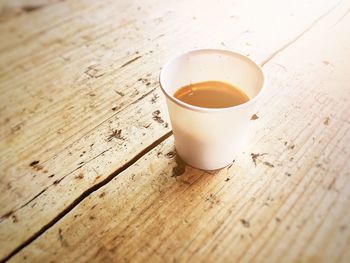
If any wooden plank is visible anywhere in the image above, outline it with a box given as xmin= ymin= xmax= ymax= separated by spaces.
xmin=0 ymin=1 xmax=62 ymax=23
xmin=0 ymin=0 xmax=344 ymax=260
xmin=9 ymin=0 xmax=350 ymax=262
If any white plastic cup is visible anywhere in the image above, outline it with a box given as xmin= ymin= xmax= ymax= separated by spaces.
xmin=159 ymin=49 xmax=265 ymax=170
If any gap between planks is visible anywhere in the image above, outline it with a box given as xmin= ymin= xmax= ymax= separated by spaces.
xmin=260 ymin=0 xmax=342 ymax=66
xmin=0 ymin=1 xmax=343 ymax=261
xmin=0 ymin=131 xmax=172 ymax=263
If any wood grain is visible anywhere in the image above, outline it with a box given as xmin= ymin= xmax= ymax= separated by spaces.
xmin=1 ymin=0 xmax=349 ymax=261
xmin=4 ymin=0 xmax=350 ymax=262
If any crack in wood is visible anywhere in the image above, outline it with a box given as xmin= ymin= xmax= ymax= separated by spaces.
xmin=0 ymin=88 xmax=159 ymax=225
xmin=0 ymin=131 xmax=172 ymax=262
xmin=0 ymin=147 xmax=112 ymax=225
xmin=260 ymin=0 xmax=342 ymax=67
xmin=334 ymin=6 xmax=350 ymax=26
xmin=0 ymin=189 xmax=47 ymax=224
xmin=6 ymin=88 xmax=159 ymax=209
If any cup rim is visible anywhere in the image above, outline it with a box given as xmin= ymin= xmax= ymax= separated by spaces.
xmin=159 ymin=48 xmax=265 ymax=113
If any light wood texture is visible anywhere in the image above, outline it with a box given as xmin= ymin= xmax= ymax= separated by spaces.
xmin=0 ymin=0 xmax=350 ymax=262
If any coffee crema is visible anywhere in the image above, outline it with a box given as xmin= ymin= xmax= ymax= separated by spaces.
xmin=174 ymin=81 xmax=249 ymax=108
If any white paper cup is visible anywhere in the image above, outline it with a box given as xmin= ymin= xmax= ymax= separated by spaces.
xmin=159 ymin=49 xmax=265 ymax=170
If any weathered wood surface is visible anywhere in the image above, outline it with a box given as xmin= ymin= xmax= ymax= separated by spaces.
xmin=0 ymin=0 xmax=350 ymax=262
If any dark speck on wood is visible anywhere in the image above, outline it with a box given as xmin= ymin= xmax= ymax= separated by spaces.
xmin=29 ymin=160 xmax=43 ymax=171
xmin=165 ymin=151 xmax=175 ymax=158
xmin=143 ymin=123 xmax=152 ymax=129
xmin=58 ymin=228 xmax=69 ymax=247
xmin=138 ymin=77 xmax=150 ymax=84
xmin=251 ymin=153 xmax=267 ymax=166
xmin=22 ymin=5 xmax=44 ymax=12
xmin=75 ymin=173 xmax=84 ymax=180
xmin=324 ymin=117 xmax=330 ymax=125
xmin=12 ymin=215 xmax=18 ymax=223
xmin=111 ymin=106 xmax=120 ymax=111
xmin=240 ymin=219 xmax=250 ymax=227
xmin=120 ymin=56 xmax=142 ymax=68
xmin=107 ymin=129 xmax=125 ymax=141
xmin=115 ymin=91 xmax=125 ymax=97
xmin=152 ymin=110 xmax=164 ymax=124
xmin=251 ymin=113 xmax=259 ymax=120
xmin=30 ymin=160 xmax=40 ymax=167
xmin=172 ymin=153 xmax=186 ymax=178
xmin=11 ymin=124 xmax=22 ymax=133
xmin=263 ymin=161 xmax=274 ymax=168
xmin=53 ymin=180 xmax=60 ymax=185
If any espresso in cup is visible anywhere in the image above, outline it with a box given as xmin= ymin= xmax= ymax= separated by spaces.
xmin=174 ymin=81 xmax=249 ymax=108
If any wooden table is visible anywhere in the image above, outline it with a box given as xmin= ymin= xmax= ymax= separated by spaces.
xmin=1 ymin=0 xmax=350 ymax=262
